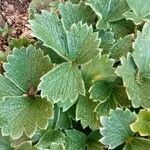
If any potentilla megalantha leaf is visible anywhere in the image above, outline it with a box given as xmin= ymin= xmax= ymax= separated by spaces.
xmin=100 ymin=108 xmax=136 ymax=149
xmin=38 ymin=62 xmax=85 ymax=103
xmin=0 ymin=96 xmax=53 ymax=140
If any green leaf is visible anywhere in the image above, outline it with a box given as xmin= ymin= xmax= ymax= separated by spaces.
xmin=124 ymin=0 xmax=150 ymax=25
xmin=89 ymin=80 xmax=113 ymax=103
xmin=59 ymin=1 xmax=96 ymax=30
xmin=65 ymin=130 xmax=87 ymax=150
xmin=29 ymin=11 xmax=68 ymax=60
xmin=0 ymin=134 xmax=12 ymax=150
xmin=76 ymin=96 xmax=99 ymax=130
xmin=0 ymin=96 xmax=53 ymax=139
xmin=16 ymin=141 xmax=39 ymax=150
xmin=123 ymin=137 xmax=150 ymax=150
xmin=100 ymin=108 xmax=136 ymax=149
xmin=49 ymin=143 xmax=65 ymax=150
xmin=39 ymin=62 xmax=85 ymax=103
xmin=0 ymin=74 xmax=23 ymax=100
xmin=132 ymin=23 xmax=150 ymax=78
xmin=130 ymin=110 xmax=150 ymax=136
xmin=82 ymin=55 xmax=116 ymax=87
xmin=110 ymin=34 xmax=134 ymax=59
xmin=66 ymin=22 xmax=101 ymax=65
xmin=4 ymin=45 xmax=52 ymax=92
xmin=37 ymin=129 xmax=65 ymax=149
xmin=116 ymin=53 xmax=150 ymax=108
xmin=86 ymin=0 xmax=129 ymax=30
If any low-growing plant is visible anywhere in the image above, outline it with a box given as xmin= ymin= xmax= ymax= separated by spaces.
xmin=0 ymin=0 xmax=150 ymax=149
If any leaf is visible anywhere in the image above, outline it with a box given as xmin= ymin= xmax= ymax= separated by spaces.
xmin=39 ymin=62 xmax=85 ymax=103
xmin=124 ymin=0 xmax=150 ymax=25
xmin=76 ymin=96 xmax=99 ymax=130
xmin=123 ymin=137 xmax=150 ymax=150
xmin=37 ymin=129 xmax=65 ymax=149
xmin=0 ymin=74 xmax=23 ymax=100
xmin=116 ymin=53 xmax=150 ymax=108
xmin=16 ymin=141 xmax=39 ymax=150
xmin=130 ymin=110 xmax=150 ymax=136
xmin=4 ymin=45 xmax=52 ymax=92
xmin=81 ymin=55 xmax=116 ymax=87
xmin=29 ymin=11 xmax=101 ymax=64
xmin=99 ymin=30 xmax=115 ymax=54
xmin=66 ymin=22 xmax=101 ymax=65
xmin=29 ymin=11 xmax=68 ymax=60
xmin=110 ymin=34 xmax=134 ymax=59
xmin=65 ymin=129 xmax=87 ymax=150
xmin=89 ymin=80 xmax=113 ymax=103
xmin=86 ymin=0 xmax=129 ymax=30
xmin=0 ymin=133 xmax=12 ymax=150
xmin=49 ymin=143 xmax=65 ymax=150
xmin=132 ymin=23 xmax=150 ymax=78
xmin=0 ymin=96 xmax=53 ymax=139
xmin=100 ymin=108 xmax=136 ymax=149
xmin=59 ymin=1 xmax=96 ymax=30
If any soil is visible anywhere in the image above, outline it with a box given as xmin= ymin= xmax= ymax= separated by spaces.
xmin=0 ymin=0 xmax=31 ymax=51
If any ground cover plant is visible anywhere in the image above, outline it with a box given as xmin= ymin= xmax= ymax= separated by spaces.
xmin=0 ymin=0 xmax=150 ymax=149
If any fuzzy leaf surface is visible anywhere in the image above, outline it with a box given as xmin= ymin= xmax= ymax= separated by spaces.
xmin=0 ymin=96 xmax=53 ymax=139
xmin=39 ymin=62 xmax=85 ymax=103
xmin=4 ymin=45 xmax=52 ymax=92
xmin=100 ymin=108 xmax=136 ymax=149
xmin=59 ymin=1 xmax=95 ymax=30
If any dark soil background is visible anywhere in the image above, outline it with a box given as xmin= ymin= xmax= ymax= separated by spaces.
xmin=0 ymin=0 xmax=31 ymax=50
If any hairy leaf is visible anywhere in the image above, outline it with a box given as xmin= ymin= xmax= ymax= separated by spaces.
xmin=100 ymin=108 xmax=136 ymax=149
xmin=4 ymin=45 xmax=52 ymax=92
xmin=39 ymin=62 xmax=85 ymax=103
xmin=59 ymin=1 xmax=96 ymax=30
xmin=0 ymin=96 xmax=53 ymax=139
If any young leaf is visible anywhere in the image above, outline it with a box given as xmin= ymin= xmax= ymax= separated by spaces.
xmin=59 ymin=1 xmax=96 ymax=30
xmin=16 ymin=141 xmax=39 ymax=150
xmin=86 ymin=0 xmax=129 ymax=30
xmin=4 ymin=45 xmax=52 ymax=92
xmin=123 ymin=137 xmax=150 ymax=150
xmin=29 ymin=11 xmax=68 ymax=60
xmin=100 ymin=108 xmax=136 ymax=149
xmin=132 ymin=23 xmax=150 ymax=78
xmin=76 ymin=96 xmax=99 ymax=130
xmin=124 ymin=0 xmax=150 ymax=25
xmin=37 ymin=129 xmax=65 ymax=149
xmin=0 ymin=96 xmax=53 ymax=140
xmin=130 ymin=110 xmax=150 ymax=136
xmin=39 ymin=62 xmax=85 ymax=103
xmin=66 ymin=22 xmax=101 ymax=65
xmin=65 ymin=130 xmax=87 ymax=150
xmin=116 ymin=53 xmax=150 ymax=108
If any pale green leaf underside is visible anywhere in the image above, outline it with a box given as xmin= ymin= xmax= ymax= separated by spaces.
xmin=37 ymin=129 xmax=65 ymax=149
xmin=124 ymin=0 xmax=150 ymax=24
xmin=76 ymin=96 xmax=99 ymax=130
xmin=86 ymin=0 xmax=129 ymax=29
xmin=65 ymin=130 xmax=86 ymax=150
xmin=116 ymin=53 xmax=150 ymax=108
xmin=130 ymin=110 xmax=150 ymax=136
xmin=0 ymin=96 xmax=53 ymax=140
xmin=59 ymin=1 xmax=96 ymax=30
xmin=100 ymin=108 xmax=136 ymax=149
xmin=132 ymin=23 xmax=150 ymax=78
xmin=123 ymin=137 xmax=150 ymax=150
xmin=66 ymin=22 xmax=101 ymax=65
xmin=4 ymin=45 xmax=52 ymax=92
xmin=0 ymin=74 xmax=23 ymax=100
xmin=39 ymin=62 xmax=85 ymax=103
xmin=29 ymin=10 xmax=68 ymax=59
